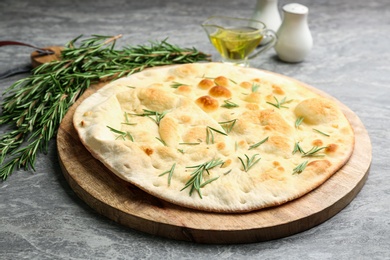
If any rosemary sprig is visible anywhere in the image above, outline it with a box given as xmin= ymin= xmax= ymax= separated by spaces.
xmin=295 ymin=116 xmax=304 ymax=128
xmin=218 ymin=119 xmax=237 ymax=134
xmin=238 ymin=154 xmax=261 ymax=172
xmin=121 ymin=122 xmax=137 ymax=126
xmin=0 ymin=34 xmax=210 ymax=180
xmin=292 ymin=141 xmax=305 ymax=155
xmin=170 ymin=82 xmax=187 ymax=88
xmin=206 ymin=126 xmax=227 ymax=144
xmin=179 ymin=142 xmax=201 ymax=145
xmin=221 ymin=99 xmax=239 ymax=109
xmin=181 ymin=158 xmax=224 ymax=198
xmin=122 ymin=111 xmax=137 ymax=126
xmin=131 ymin=109 xmax=168 ymax=126
xmin=293 ymin=142 xmax=327 ymax=157
xmin=223 ymin=169 xmax=232 ymax=175
xmin=248 ymin=136 xmax=269 ymax=150
xmin=159 ymin=163 xmax=176 ymax=186
xmin=313 ymin=128 xmax=330 ymax=137
xmin=155 ymin=137 xmax=167 ymax=146
xmin=302 ymin=146 xmax=328 ymax=157
xmin=266 ymin=96 xmax=293 ymax=109
xmin=107 ymin=126 xmax=134 ymax=141
xmin=292 ymin=160 xmax=308 ymax=175
xmin=252 ymin=83 xmax=260 ymax=92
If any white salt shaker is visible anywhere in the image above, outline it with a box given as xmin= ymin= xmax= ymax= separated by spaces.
xmin=274 ymin=3 xmax=313 ymax=63
xmin=250 ymin=0 xmax=281 ymax=32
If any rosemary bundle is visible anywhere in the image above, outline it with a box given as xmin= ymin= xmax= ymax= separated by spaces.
xmin=0 ymin=34 xmax=211 ymax=180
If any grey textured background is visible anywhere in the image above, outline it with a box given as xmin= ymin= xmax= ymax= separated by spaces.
xmin=0 ymin=0 xmax=389 ymax=259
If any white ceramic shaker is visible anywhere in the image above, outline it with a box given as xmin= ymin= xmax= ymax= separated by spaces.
xmin=274 ymin=3 xmax=313 ymax=63
xmin=250 ymin=0 xmax=281 ymax=32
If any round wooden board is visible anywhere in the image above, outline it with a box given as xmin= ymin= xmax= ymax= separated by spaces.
xmin=57 ymin=74 xmax=372 ymax=244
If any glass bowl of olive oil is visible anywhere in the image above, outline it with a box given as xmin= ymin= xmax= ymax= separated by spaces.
xmin=202 ymin=16 xmax=277 ymax=67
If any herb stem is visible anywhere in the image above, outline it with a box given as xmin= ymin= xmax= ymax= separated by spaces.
xmin=238 ymin=154 xmax=261 ymax=172
xmin=181 ymin=158 xmax=224 ymax=198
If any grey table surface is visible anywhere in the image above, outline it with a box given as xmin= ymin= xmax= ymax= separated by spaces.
xmin=0 ymin=0 xmax=389 ymax=259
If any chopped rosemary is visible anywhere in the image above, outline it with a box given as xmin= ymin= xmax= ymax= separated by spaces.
xmin=181 ymin=158 xmax=224 ymax=198
xmin=221 ymin=99 xmax=239 ymax=109
xmin=313 ymin=128 xmax=330 ymax=137
xmin=107 ymin=126 xmax=134 ymax=141
xmin=122 ymin=112 xmax=137 ymax=126
xmin=266 ymin=96 xmax=293 ymax=109
xmin=127 ymin=132 xmax=135 ymax=142
xmin=121 ymin=122 xmax=137 ymax=126
xmin=248 ymin=136 xmax=269 ymax=150
xmin=0 ymin=34 xmax=210 ymax=180
xmin=179 ymin=142 xmax=201 ymax=145
xmin=238 ymin=154 xmax=261 ymax=172
xmin=218 ymin=119 xmax=237 ymax=134
xmin=228 ymin=78 xmax=237 ymax=84
xmin=223 ymin=169 xmax=232 ymax=175
xmin=206 ymin=126 xmax=227 ymax=144
xmin=293 ymin=142 xmax=327 ymax=157
xmin=252 ymin=83 xmax=260 ymax=92
xmin=155 ymin=137 xmax=167 ymax=146
xmin=293 ymin=160 xmax=308 ymax=174
xmin=292 ymin=141 xmax=305 ymax=155
xmin=170 ymin=82 xmax=187 ymax=88
xmin=159 ymin=163 xmax=176 ymax=186
xmin=302 ymin=146 xmax=328 ymax=157
xmin=131 ymin=109 xmax=167 ymax=126
xmin=295 ymin=116 xmax=304 ymax=128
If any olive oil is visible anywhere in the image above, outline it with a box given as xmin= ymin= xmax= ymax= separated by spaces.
xmin=210 ymin=26 xmax=263 ymax=60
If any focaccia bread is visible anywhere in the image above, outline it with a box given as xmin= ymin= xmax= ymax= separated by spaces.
xmin=73 ymin=63 xmax=354 ymax=213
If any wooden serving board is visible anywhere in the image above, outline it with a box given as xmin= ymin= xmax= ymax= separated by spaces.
xmin=57 ymin=77 xmax=371 ymax=244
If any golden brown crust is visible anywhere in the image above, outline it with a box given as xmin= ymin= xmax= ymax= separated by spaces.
xmin=197 ymin=78 xmax=214 ymax=90
xmin=325 ymin=143 xmax=338 ymax=154
xmin=294 ymin=98 xmax=341 ymax=124
xmin=209 ymin=85 xmax=232 ymax=98
xmin=195 ymin=95 xmax=219 ymax=112
xmin=272 ymin=85 xmax=285 ymax=95
xmin=239 ymin=81 xmax=252 ymax=89
xmin=214 ymin=76 xmax=230 ymax=86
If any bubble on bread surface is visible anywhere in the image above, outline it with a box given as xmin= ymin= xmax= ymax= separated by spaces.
xmin=245 ymin=103 xmax=260 ymax=110
xmin=262 ymin=135 xmax=292 ymax=157
xmin=197 ymin=78 xmax=214 ymax=90
xmin=244 ymin=92 xmax=261 ymax=103
xmin=158 ymin=115 xmax=181 ymax=147
xmin=209 ymin=85 xmax=232 ymax=98
xmin=195 ymin=95 xmax=219 ymax=112
xmin=173 ymin=64 xmax=201 ymax=78
xmin=137 ymin=87 xmax=177 ymax=111
xmin=242 ymin=109 xmax=293 ymax=135
xmin=239 ymin=81 xmax=252 ymax=89
xmin=214 ymin=76 xmax=230 ymax=87
xmin=294 ymin=98 xmax=341 ymax=124
xmin=175 ymin=85 xmax=192 ymax=97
